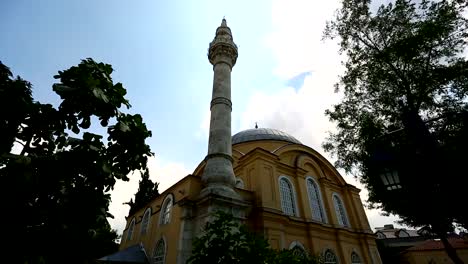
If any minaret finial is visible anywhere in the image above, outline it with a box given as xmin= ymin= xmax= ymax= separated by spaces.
xmin=209 ymin=16 xmax=238 ymax=67
xmin=255 ymin=122 xmax=258 ymax=129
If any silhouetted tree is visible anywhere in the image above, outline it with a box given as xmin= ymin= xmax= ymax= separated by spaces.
xmin=0 ymin=59 xmax=153 ymax=263
xmin=323 ymin=0 xmax=467 ymax=263
xmin=126 ymin=169 xmax=160 ymax=215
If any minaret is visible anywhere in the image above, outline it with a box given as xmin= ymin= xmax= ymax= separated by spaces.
xmin=177 ymin=20 xmax=246 ymax=263
xmin=201 ymin=18 xmax=238 ymax=197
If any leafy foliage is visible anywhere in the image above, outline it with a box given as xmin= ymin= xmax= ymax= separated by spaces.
xmin=0 ymin=59 xmax=153 ymax=263
xmin=125 ymin=169 xmax=160 ymax=215
xmin=188 ymin=211 xmax=322 ymax=264
xmin=0 ymin=62 xmax=33 ymax=155
xmin=323 ymin=0 xmax=467 ymax=262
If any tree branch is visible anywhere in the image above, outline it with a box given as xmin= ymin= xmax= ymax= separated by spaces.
xmin=14 ymin=140 xmax=25 ymax=147
xmin=20 ymin=136 xmax=33 ymax=156
xmin=352 ymin=28 xmax=415 ymax=107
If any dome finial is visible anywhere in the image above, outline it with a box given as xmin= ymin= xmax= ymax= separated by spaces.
xmin=221 ymin=17 xmax=227 ymax=27
xmin=255 ymin=122 xmax=258 ymax=129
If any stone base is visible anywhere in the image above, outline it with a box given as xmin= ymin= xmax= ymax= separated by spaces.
xmin=198 ymin=184 xmax=241 ymax=200
xmin=176 ymin=188 xmax=251 ymax=264
xmin=195 ymin=186 xmax=250 ymax=230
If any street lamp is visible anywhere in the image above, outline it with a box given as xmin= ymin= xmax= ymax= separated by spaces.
xmin=370 ymin=129 xmax=404 ymax=192
xmin=375 ymin=108 xmax=443 ymax=191
xmin=370 ymin=107 xmax=444 ymax=192
xmin=379 ymin=169 xmax=401 ymax=190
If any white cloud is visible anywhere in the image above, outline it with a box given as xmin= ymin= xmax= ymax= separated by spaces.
xmin=265 ymin=0 xmax=342 ymax=79
xmin=239 ymin=73 xmax=341 ymax=153
xmin=108 ymin=156 xmax=190 ymax=234
xmin=237 ymin=0 xmax=401 ymax=231
xmin=246 ymin=0 xmax=344 ymax=154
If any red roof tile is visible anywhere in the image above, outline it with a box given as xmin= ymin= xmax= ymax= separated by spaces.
xmin=406 ymin=238 xmax=468 ymax=251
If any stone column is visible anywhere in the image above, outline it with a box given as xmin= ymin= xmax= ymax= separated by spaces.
xmin=201 ymin=18 xmax=239 ymax=198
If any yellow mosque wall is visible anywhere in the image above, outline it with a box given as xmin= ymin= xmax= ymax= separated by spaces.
xmin=119 ymin=139 xmax=381 ymax=264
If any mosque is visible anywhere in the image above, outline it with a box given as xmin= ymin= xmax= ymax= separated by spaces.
xmin=113 ymin=19 xmax=381 ymax=264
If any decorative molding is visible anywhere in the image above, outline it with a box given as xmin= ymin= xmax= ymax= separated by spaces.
xmin=208 ymin=43 xmax=238 ymax=67
xmin=210 ymin=97 xmax=232 ymax=110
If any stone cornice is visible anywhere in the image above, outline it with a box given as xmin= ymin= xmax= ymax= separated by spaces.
xmin=235 ymin=147 xmax=279 ymax=166
xmin=208 ymin=43 xmax=238 ymax=67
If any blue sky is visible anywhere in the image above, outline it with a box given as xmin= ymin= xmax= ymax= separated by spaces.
xmin=1 ymin=0 xmax=401 ymax=233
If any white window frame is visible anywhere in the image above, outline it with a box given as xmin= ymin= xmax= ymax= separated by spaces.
xmin=126 ymin=218 xmax=136 ymax=241
xmin=278 ymin=176 xmax=299 ymax=217
xmin=159 ymin=194 xmax=174 ymax=225
xmin=332 ymin=192 xmax=350 ymax=227
xmin=305 ymin=176 xmax=327 ymax=223
xmin=140 ymin=207 xmax=152 ymax=235
xmin=152 ymin=237 xmax=166 ymax=264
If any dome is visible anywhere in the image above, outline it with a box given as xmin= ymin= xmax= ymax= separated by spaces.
xmin=232 ymin=128 xmax=302 ymax=145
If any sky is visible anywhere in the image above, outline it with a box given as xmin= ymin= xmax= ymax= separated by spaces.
xmin=1 ymin=0 xmax=402 ymax=234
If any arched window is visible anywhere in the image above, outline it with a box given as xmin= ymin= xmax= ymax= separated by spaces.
xmin=289 ymin=241 xmax=307 ymax=259
xmin=141 ymin=207 xmax=151 ymax=235
xmin=306 ymin=177 xmax=326 ymax=222
xmin=153 ymin=239 xmax=166 ymax=264
xmin=351 ymin=252 xmax=362 ymax=264
xmin=292 ymin=246 xmax=307 ymax=258
xmin=332 ymin=193 xmax=349 ymax=227
xmin=279 ymin=176 xmax=298 ymax=216
xmin=160 ymin=194 xmax=173 ymax=225
xmin=126 ymin=218 xmax=135 ymax=241
xmin=324 ymin=249 xmax=338 ymax=264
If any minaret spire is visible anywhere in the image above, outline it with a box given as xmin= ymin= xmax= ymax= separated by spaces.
xmin=201 ymin=19 xmax=239 ymax=197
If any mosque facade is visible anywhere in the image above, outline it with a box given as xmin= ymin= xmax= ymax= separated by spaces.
xmin=117 ymin=19 xmax=381 ymax=264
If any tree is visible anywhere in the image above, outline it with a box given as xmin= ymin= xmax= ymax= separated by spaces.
xmin=0 ymin=59 xmax=153 ymax=263
xmin=323 ymin=0 xmax=468 ymax=263
xmin=125 ymin=169 xmax=160 ymax=215
xmin=188 ymin=211 xmax=322 ymax=264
